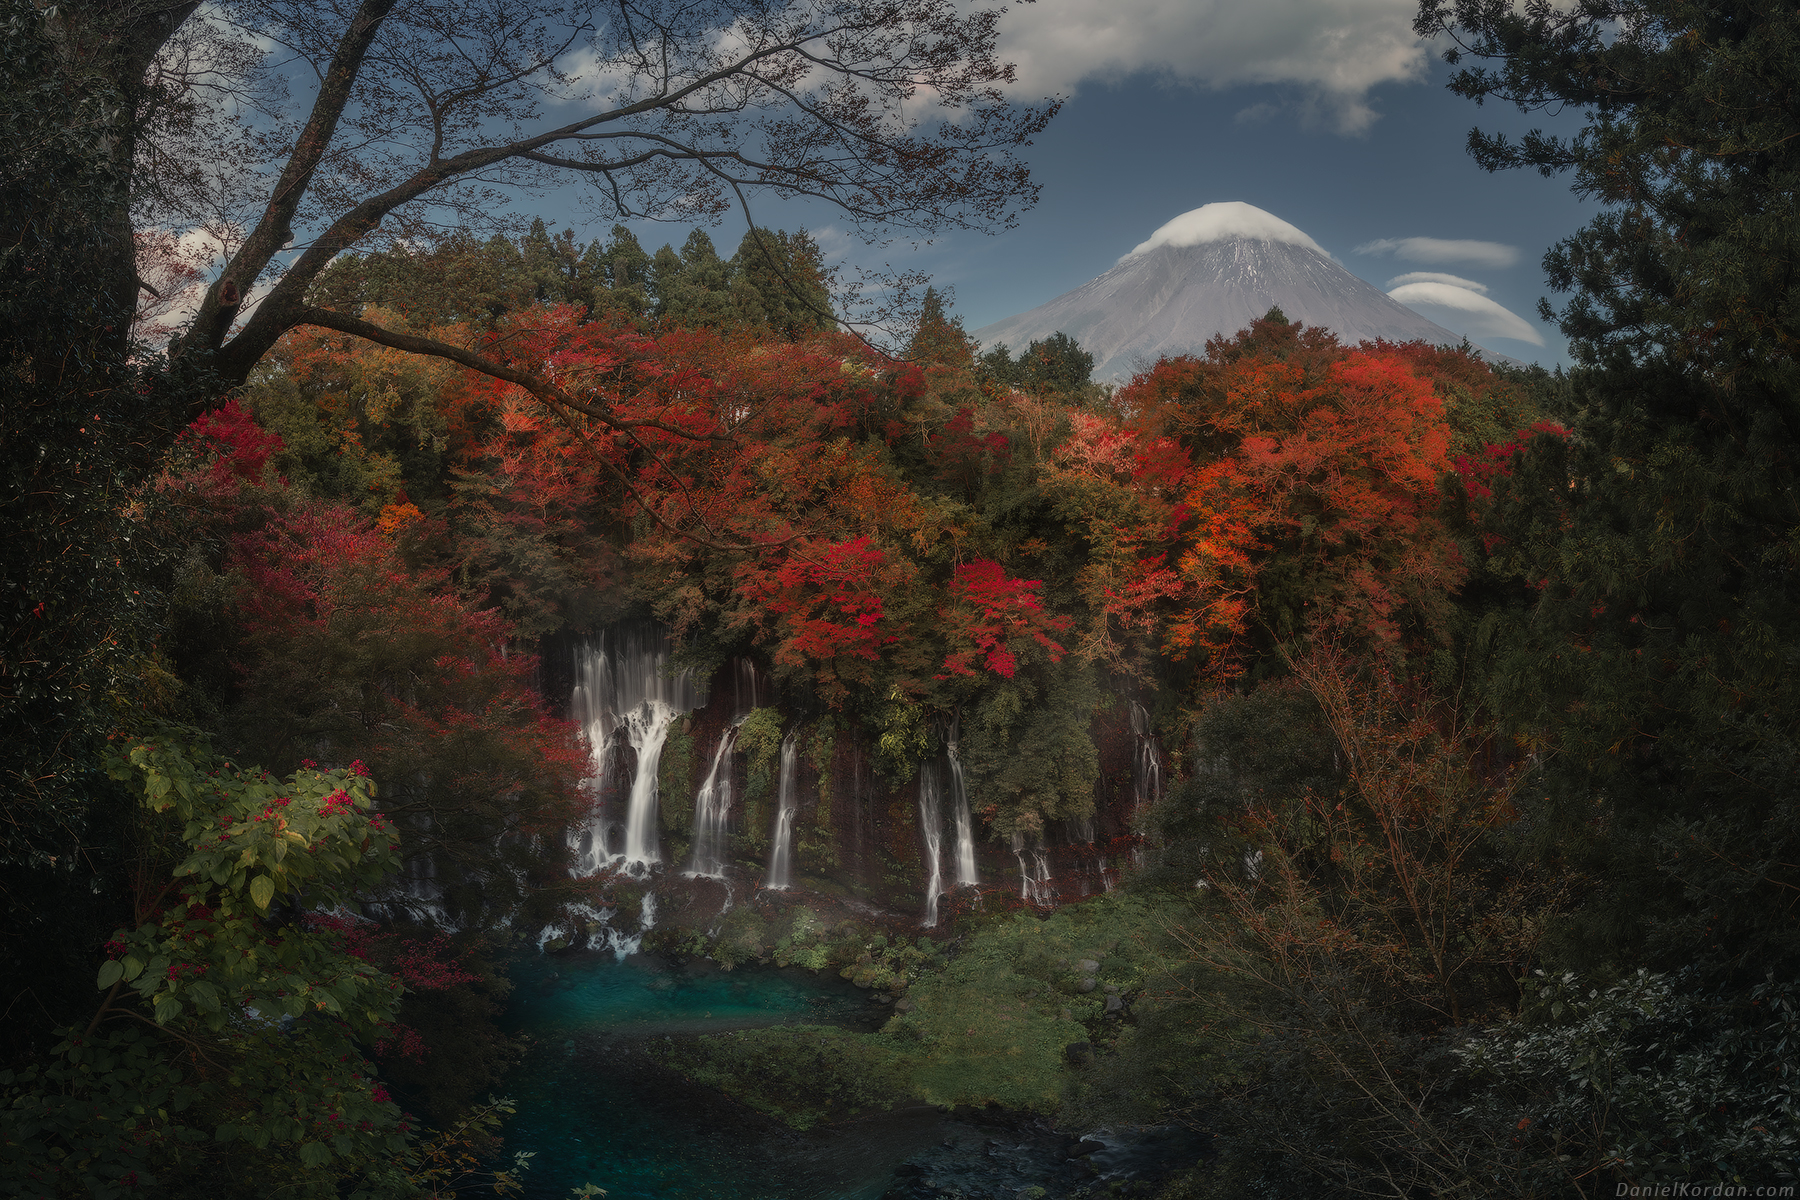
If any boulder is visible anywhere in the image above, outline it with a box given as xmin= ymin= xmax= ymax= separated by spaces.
xmin=1063 ymin=1041 xmax=1095 ymax=1066
xmin=1076 ymin=959 xmax=1100 ymax=973
xmin=1078 ymin=977 xmax=1097 ymax=993
xmin=1104 ymin=994 xmax=1124 ymax=1015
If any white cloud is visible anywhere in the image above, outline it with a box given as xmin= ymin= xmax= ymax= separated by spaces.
xmin=1354 ymin=237 xmax=1520 ymax=268
xmin=1388 ymin=281 xmax=1544 ymax=345
xmin=995 ymin=0 xmax=1429 ymax=134
xmin=1385 ymin=271 xmax=1488 ymax=293
xmin=1123 ymin=202 xmax=1326 ymax=260
xmin=807 ymin=224 xmax=855 ymax=263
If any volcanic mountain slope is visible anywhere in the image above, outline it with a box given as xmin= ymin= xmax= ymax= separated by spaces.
xmin=973 ymin=202 xmax=1485 ymax=380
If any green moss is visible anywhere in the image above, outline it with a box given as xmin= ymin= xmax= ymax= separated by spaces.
xmin=710 ymin=906 xmax=771 ymax=969
xmin=650 ymin=1024 xmax=914 ymax=1130
xmin=886 ymin=894 xmax=1176 ymax=1112
xmin=658 ymin=724 xmax=695 ymax=838
xmin=801 ymin=717 xmax=838 ymax=869
xmin=735 ymin=706 xmax=783 ymax=854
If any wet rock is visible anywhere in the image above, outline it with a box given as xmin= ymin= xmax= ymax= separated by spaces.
xmin=892 ymin=1162 xmax=925 ymax=1177
xmin=894 ymin=997 xmax=914 ymax=1013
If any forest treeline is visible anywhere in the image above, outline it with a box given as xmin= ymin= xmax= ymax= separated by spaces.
xmin=5 ymin=0 xmax=1799 ymax=1195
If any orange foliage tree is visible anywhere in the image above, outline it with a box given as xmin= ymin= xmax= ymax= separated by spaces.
xmin=1114 ymin=315 xmax=1469 ymax=679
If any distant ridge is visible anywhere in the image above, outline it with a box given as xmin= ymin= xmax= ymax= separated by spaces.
xmin=973 ymin=203 xmax=1505 ymax=380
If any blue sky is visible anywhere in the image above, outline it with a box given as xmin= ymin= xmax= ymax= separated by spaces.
xmin=202 ymin=1 xmax=1598 ymax=369
xmin=584 ymin=1 xmax=1598 ymax=368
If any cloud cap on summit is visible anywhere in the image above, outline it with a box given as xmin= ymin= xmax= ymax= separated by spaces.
xmin=1124 ymin=202 xmax=1328 ymax=260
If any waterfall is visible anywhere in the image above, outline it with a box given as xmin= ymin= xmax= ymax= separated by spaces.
xmin=568 ymin=626 xmax=706 ymax=875
xmin=763 ymin=729 xmax=801 ymax=890
xmin=685 ymin=723 xmax=741 ymax=878
xmin=686 ymin=659 xmax=765 ymax=879
xmin=734 ymin=657 xmax=763 ymax=714
xmin=917 ymin=762 xmax=945 ymax=927
xmin=1130 ymin=701 xmax=1165 ymax=870
xmin=1064 ymin=815 xmax=1112 ymax=895
xmin=1011 ymin=831 xmax=1055 ymax=905
xmin=1130 ymin=700 xmax=1165 ymax=818
xmin=945 ymin=728 xmax=979 ymax=888
xmin=396 ymin=852 xmax=454 ymax=928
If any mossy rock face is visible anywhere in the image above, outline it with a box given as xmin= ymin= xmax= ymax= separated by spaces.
xmin=543 ymin=936 xmax=570 ymax=953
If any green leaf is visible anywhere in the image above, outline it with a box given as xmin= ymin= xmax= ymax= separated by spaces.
xmin=250 ymin=874 xmax=275 ymax=910
xmin=96 ymin=959 xmax=123 ymax=989
xmin=154 ymin=995 xmax=184 ymax=1024
xmin=122 ymin=955 xmax=144 ymax=982
xmin=298 ymin=1140 xmax=333 ymax=1168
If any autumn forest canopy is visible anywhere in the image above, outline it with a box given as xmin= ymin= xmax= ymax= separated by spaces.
xmin=4 ymin=0 xmax=1800 ymax=1197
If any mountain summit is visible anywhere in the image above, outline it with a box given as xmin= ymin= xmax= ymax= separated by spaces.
xmin=972 ymin=202 xmax=1478 ymax=380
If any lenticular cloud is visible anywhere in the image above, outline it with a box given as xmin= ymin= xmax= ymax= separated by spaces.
xmin=1386 ymin=281 xmax=1544 ymax=345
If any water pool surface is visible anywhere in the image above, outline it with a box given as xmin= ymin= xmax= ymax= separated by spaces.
xmin=501 ymin=950 xmax=946 ymax=1199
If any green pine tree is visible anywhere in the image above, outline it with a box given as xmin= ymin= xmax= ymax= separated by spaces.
xmin=1423 ymin=0 xmax=1800 ymax=977
xmin=907 ymin=286 xmax=974 ymax=367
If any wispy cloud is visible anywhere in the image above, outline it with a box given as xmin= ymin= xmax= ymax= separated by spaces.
xmin=995 ymin=0 xmax=1428 ymax=134
xmin=1355 ymin=237 xmax=1520 ymax=268
xmin=1385 ymin=271 xmax=1489 ymax=293
xmin=1388 ymin=280 xmax=1544 ymax=345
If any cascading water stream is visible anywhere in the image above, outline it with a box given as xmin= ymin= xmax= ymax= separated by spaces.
xmin=945 ymin=728 xmax=979 ymax=888
xmin=1065 ymin=815 xmax=1114 ymax=895
xmin=917 ymin=762 xmax=945 ymax=927
xmin=685 ymin=723 xmax=741 ymax=878
xmin=763 ymin=728 xmax=801 ymax=890
xmin=568 ymin=626 xmax=706 ymax=876
xmin=686 ymin=657 xmax=765 ymax=879
xmin=1130 ymin=701 xmax=1165 ymax=817
xmin=1011 ymin=831 xmax=1055 ymax=905
xmin=1129 ymin=700 xmax=1165 ymax=869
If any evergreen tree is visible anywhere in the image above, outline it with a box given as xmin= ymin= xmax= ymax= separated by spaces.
xmin=730 ymin=227 xmax=836 ymax=339
xmin=907 ymin=286 xmax=975 ymax=367
xmin=589 ymin=225 xmax=653 ymax=323
xmin=977 ymin=342 xmax=1018 ymax=389
xmin=1017 ymin=331 xmax=1095 ymax=395
xmin=652 ymin=229 xmax=738 ymax=330
xmin=1421 ymin=0 xmax=1800 ymax=976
